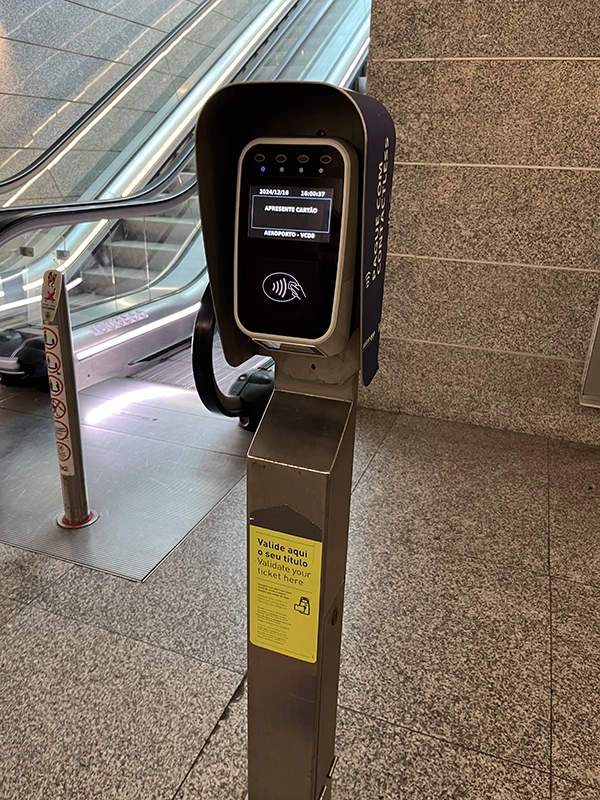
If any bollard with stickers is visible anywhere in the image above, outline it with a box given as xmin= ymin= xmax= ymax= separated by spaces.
xmin=194 ymin=82 xmax=395 ymax=800
xmin=41 ymin=269 xmax=98 ymax=529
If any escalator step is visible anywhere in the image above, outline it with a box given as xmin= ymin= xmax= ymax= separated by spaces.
xmin=125 ymin=216 xmax=196 ymax=244
xmin=82 ymin=266 xmax=162 ymax=295
xmin=109 ymin=240 xmax=180 ymax=269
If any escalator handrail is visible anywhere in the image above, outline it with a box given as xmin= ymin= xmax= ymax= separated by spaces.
xmin=238 ymin=0 xmax=317 ymax=80
xmin=2 ymin=0 xmax=298 ymax=215
xmin=140 ymin=138 xmax=196 ymax=197
xmin=192 ymin=284 xmax=244 ymax=418
xmin=0 ymin=0 xmax=216 ymax=197
xmin=0 ymin=1 xmax=370 ymax=264
xmin=0 ymin=182 xmax=198 ymax=249
xmin=267 ymin=0 xmax=337 ymax=79
xmin=0 ymin=137 xmax=197 ymax=223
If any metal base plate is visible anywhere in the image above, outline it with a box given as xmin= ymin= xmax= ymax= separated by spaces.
xmin=0 ymin=379 xmax=246 ymax=580
xmin=56 ymin=510 xmax=99 ymax=529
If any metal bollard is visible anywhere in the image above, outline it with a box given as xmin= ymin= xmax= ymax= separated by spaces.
xmin=246 ymin=352 xmax=359 ymax=800
xmin=41 ymin=269 xmax=98 ymax=529
xmin=192 ymin=80 xmax=396 ymax=800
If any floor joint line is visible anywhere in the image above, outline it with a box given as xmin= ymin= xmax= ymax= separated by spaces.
xmin=337 ymin=703 xmax=551 ymax=775
xmin=170 ymin=674 xmax=248 ymax=800
xmin=547 ymin=437 xmax=554 ymax=799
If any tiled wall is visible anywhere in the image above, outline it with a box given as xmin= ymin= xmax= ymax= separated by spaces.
xmin=364 ymin=0 xmax=600 ymax=445
xmin=0 ymin=0 xmax=203 ymax=193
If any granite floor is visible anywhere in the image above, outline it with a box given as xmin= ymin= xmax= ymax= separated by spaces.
xmin=1 ymin=395 xmax=599 ymax=799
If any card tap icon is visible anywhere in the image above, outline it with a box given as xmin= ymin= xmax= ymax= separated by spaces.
xmin=294 ymin=597 xmax=311 ymax=615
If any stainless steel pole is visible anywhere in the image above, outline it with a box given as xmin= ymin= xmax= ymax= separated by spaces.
xmin=41 ymin=269 xmax=98 ymax=528
xmin=246 ymin=344 xmax=359 ymax=800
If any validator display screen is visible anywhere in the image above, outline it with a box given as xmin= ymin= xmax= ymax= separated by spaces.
xmin=248 ymin=186 xmax=335 ymax=243
xmin=236 ymin=140 xmax=346 ymax=341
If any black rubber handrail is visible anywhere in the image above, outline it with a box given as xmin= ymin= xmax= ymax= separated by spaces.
xmin=266 ymin=0 xmax=337 ymax=77
xmin=0 ymin=181 xmax=197 ymax=249
xmin=0 ymin=136 xmax=196 ymax=223
xmin=236 ymin=0 xmax=315 ymax=80
xmin=192 ymin=284 xmax=244 ymax=418
xmin=0 ymin=0 xmax=214 ymax=196
xmin=0 ymin=1 xmax=370 ymax=257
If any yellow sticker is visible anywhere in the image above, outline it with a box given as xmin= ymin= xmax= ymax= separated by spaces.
xmin=249 ymin=524 xmax=322 ymax=663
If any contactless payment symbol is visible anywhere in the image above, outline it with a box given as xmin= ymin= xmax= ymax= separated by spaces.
xmin=294 ymin=597 xmax=311 ymax=615
xmin=263 ymin=272 xmax=306 ymax=303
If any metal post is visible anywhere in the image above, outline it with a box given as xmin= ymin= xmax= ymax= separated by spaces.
xmin=246 ymin=344 xmax=359 ymax=800
xmin=41 ymin=269 xmax=98 ymax=529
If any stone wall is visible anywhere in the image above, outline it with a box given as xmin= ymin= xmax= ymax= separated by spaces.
xmin=364 ymin=0 xmax=600 ymax=444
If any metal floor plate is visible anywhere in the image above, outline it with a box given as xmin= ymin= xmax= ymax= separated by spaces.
xmin=0 ymin=379 xmax=248 ymax=580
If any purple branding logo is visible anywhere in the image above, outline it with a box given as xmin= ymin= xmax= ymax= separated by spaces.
xmin=263 ymin=272 xmax=306 ymax=302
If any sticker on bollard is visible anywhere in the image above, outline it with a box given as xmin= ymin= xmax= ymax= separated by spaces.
xmin=249 ymin=525 xmax=322 ymax=663
xmin=44 ymin=321 xmax=75 ymax=476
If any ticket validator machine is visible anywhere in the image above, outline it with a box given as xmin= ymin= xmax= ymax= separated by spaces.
xmin=195 ymin=82 xmax=395 ymax=800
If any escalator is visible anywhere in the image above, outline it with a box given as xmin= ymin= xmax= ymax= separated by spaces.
xmin=0 ymin=0 xmax=370 ymax=424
